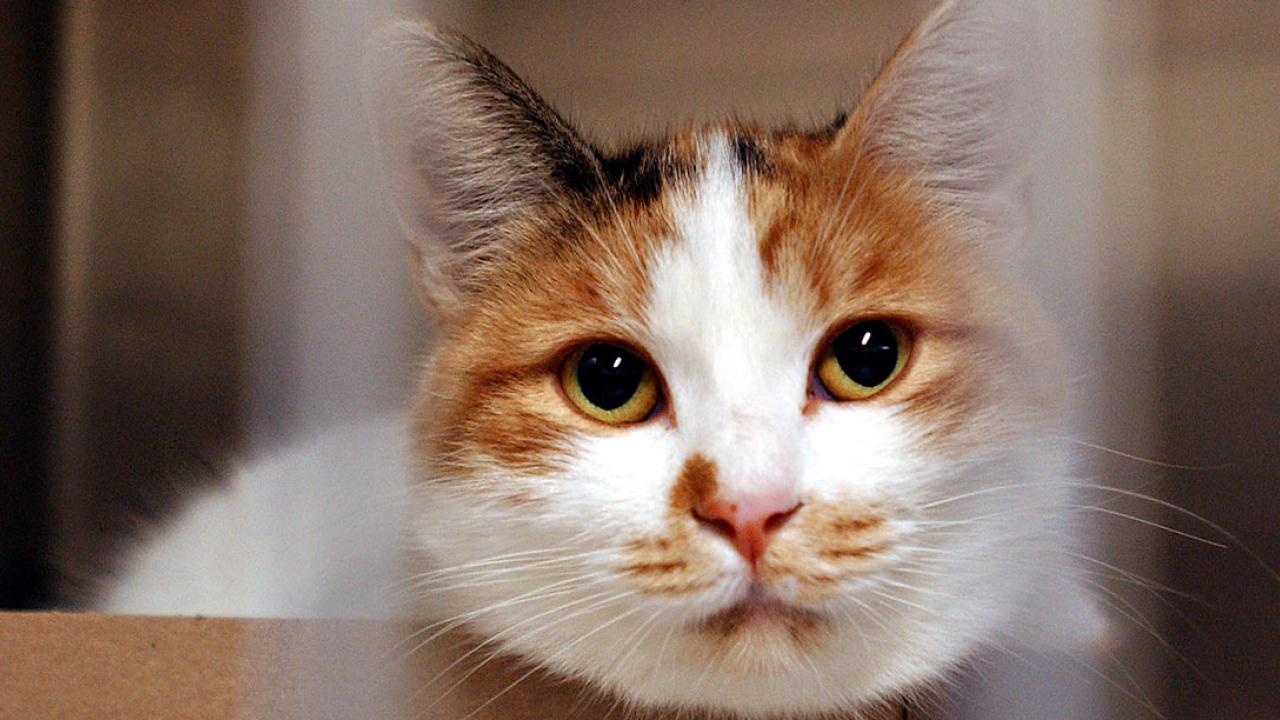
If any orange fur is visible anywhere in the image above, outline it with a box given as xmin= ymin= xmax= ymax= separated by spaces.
xmin=412 ymin=190 xmax=675 ymax=490
xmin=668 ymin=452 xmax=718 ymax=514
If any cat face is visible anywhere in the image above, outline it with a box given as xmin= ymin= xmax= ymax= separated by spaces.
xmin=368 ymin=1 xmax=1079 ymax=714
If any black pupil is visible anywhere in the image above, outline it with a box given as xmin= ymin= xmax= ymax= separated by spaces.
xmin=832 ymin=321 xmax=899 ymax=388
xmin=577 ymin=344 xmax=645 ymax=411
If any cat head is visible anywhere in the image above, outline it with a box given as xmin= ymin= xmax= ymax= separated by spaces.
xmin=367 ymin=0 xmax=1081 ymax=714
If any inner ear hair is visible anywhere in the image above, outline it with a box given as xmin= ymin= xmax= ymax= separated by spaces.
xmin=831 ymin=0 xmax=1043 ymax=238
xmin=364 ymin=20 xmax=605 ymax=317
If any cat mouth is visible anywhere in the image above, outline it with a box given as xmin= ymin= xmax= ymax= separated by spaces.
xmin=695 ymin=583 xmax=826 ymax=639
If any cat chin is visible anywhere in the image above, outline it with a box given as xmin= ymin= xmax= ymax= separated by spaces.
xmin=581 ymin=618 xmax=971 ymax=717
xmin=451 ymin=586 xmax=985 ymax=717
xmin=402 ymin=583 xmax=948 ymax=716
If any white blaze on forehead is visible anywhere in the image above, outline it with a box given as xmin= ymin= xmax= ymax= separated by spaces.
xmin=644 ymin=135 xmax=815 ymax=496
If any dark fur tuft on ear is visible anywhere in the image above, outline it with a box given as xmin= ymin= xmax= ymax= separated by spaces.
xmin=364 ymin=21 xmax=604 ymax=317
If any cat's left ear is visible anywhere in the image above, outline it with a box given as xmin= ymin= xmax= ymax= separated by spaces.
xmin=833 ymin=0 xmax=1043 ymax=244
xmin=363 ymin=21 xmax=602 ymax=319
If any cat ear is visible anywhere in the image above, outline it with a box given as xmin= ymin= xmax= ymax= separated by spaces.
xmin=363 ymin=21 xmax=602 ymax=317
xmin=834 ymin=0 xmax=1043 ymax=242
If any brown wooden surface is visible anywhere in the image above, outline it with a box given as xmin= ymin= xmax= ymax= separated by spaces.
xmin=0 ymin=612 xmax=402 ymax=720
xmin=0 ymin=612 xmax=914 ymax=720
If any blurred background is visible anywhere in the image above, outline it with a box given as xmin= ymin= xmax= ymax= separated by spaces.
xmin=2 ymin=1 xmax=1276 ymax=718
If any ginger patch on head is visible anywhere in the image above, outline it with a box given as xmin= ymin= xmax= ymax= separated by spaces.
xmin=733 ymin=125 xmax=1042 ymax=455
xmin=411 ymin=168 xmax=679 ymax=490
xmin=669 ymin=452 xmax=718 ymax=514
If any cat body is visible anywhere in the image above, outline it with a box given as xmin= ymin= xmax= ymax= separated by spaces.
xmin=98 ymin=417 xmax=411 ymax=619
xmin=102 ymin=1 xmax=1099 ymax=717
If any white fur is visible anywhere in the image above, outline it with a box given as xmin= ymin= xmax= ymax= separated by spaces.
xmin=100 ymin=416 xmax=411 ymax=619
xmin=648 ymin=137 xmax=814 ymax=505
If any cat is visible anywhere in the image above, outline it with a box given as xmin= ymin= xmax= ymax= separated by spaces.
xmin=98 ymin=0 xmax=1101 ymax=717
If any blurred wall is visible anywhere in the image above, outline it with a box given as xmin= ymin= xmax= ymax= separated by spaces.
xmin=1148 ymin=3 xmax=1280 ymax=717
xmin=54 ymin=3 xmax=249 ymax=583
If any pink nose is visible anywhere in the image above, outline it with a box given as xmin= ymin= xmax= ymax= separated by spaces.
xmin=692 ymin=490 xmax=801 ymax=568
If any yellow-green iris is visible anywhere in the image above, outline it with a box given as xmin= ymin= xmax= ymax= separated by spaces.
xmin=560 ymin=343 xmax=659 ymax=424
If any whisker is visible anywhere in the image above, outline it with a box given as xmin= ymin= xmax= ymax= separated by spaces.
xmin=458 ymin=603 xmax=651 ymax=720
xmin=1059 ymin=436 xmax=1231 ymax=471
xmin=1073 ymin=505 xmax=1226 ymax=548
xmin=596 ymin=606 xmax=667 ymax=719
xmin=838 ymin=604 xmax=877 ymax=660
xmin=842 ymin=592 xmax=897 ymax=638
xmin=412 ymin=567 xmax=591 ymax=596
xmin=1080 ymin=577 xmax=1204 ymax=680
xmin=400 ymin=544 xmax=601 ymax=585
xmin=799 ymin=649 xmax=834 ymax=709
xmin=394 ymin=572 xmax=611 ymax=659
xmin=917 ymin=480 xmax=1280 ymax=584
xmin=875 ymin=575 xmax=950 ymax=601
xmin=682 ymin=624 xmax=731 ymax=704
xmin=1055 ymin=644 xmax=1167 ymax=719
xmin=417 ymin=588 xmax=637 ymax=711
xmin=911 ymin=500 xmax=1227 ymax=549
xmin=411 ymin=554 xmax=608 ymax=593
xmin=867 ymin=588 xmax=933 ymax=615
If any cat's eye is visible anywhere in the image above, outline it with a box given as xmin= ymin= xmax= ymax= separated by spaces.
xmin=816 ymin=320 xmax=910 ymax=401
xmin=559 ymin=343 xmax=660 ymax=424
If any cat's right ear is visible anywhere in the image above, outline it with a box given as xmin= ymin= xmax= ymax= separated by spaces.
xmin=363 ymin=21 xmax=601 ymax=318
